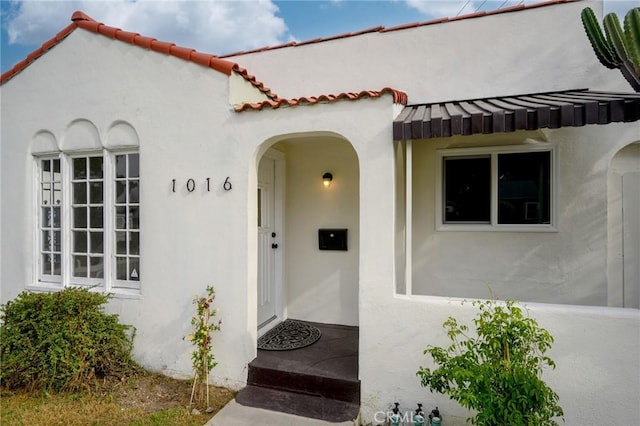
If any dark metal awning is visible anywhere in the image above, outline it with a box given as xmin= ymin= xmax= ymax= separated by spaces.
xmin=393 ymin=89 xmax=640 ymax=141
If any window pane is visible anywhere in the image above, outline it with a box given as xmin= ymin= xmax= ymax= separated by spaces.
xmin=53 ymin=183 xmax=62 ymax=205
xmin=53 ymin=230 xmax=61 ymax=252
xmin=116 ymin=257 xmax=128 ymax=280
xmin=73 ymin=255 xmax=88 ymax=277
xmin=498 ymin=152 xmax=550 ymax=224
xmin=116 ymin=181 xmax=126 ymax=204
xmin=74 ymin=231 xmax=87 ymax=253
xmin=42 ymin=159 xmax=51 ymax=181
xmin=129 ymin=258 xmax=140 ymax=281
xmin=89 ymin=256 xmax=104 ymax=278
xmin=42 ymin=207 xmax=51 ymax=227
xmin=42 ymin=254 xmax=52 ymax=275
xmin=53 ymin=254 xmax=62 ymax=276
xmin=129 ymin=154 xmax=139 ymax=178
xmin=130 ymin=232 xmax=139 ymax=255
xmin=116 ymin=232 xmax=127 ymax=254
xmin=42 ymin=183 xmax=51 ymax=205
xmin=89 ymin=157 xmax=103 ymax=179
xmin=42 ymin=231 xmax=51 ymax=251
xmin=73 ymin=182 xmax=87 ymax=204
xmin=74 ymin=207 xmax=87 ymax=228
xmin=73 ymin=158 xmax=87 ymax=179
xmin=116 ymin=206 xmax=127 ymax=230
xmin=115 ymin=155 xmax=127 ymax=179
xmin=90 ymin=182 xmax=103 ymax=204
xmin=129 ymin=180 xmax=139 ymax=203
xmin=444 ymin=156 xmax=491 ymax=223
xmin=90 ymin=232 xmax=103 ymax=254
xmin=129 ymin=206 xmax=139 ymax=229
xmin=52 ymin=207 xmax=61 ymax=228
xmin=89 ymin=206 xmax=103 ymax=228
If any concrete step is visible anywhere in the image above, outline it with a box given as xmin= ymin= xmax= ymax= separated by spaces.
xmin=235 ymin=385 xmax=360 ymax=423
xmin=247 ymin=361 xmax=360 ymax=403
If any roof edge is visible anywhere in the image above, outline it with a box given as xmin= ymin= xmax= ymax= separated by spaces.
xmin=2 ymin=10 xmax=277 ymax=99
xmin=222 ymin=0 xmax=578 ymax=58
xmin=235 ymin=87 xmax=407 ymax=112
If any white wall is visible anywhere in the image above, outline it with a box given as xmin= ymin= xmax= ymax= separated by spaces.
xmin=226 ymin=1 xmax=628 ymax=103
xmin=0 ymin=29 xmax=259 ymax=388
xmin=359 ymin=295 xmax=640 ymax=425
xmin=408 ymin=123 xmax=640 ymax=306
xmin=276 ymin=137 xmax=360 ymax=326
xmin=2 ymin=2 xmax=639 ymax=424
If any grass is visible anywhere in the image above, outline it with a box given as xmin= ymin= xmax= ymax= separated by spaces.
xmin=0 ymin=372 xmax=236 ymax=426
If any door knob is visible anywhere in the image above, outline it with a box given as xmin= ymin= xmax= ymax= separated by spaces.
xmin=272 ymin=243 xmax=278 ymax=249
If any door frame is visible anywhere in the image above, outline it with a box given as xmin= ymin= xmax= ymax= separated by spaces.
xmin=257 ymin=148 xmax=286 ymax=336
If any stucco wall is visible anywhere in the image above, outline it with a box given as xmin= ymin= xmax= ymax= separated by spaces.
xmin=0 ymin=29 xmax=260 ymax=388
xmin=226 ymin=1 xmax=628 ymax=103
xmin=276 ymin=138 xmax=360 ymax=326
xmin=2 ymin=2 xmax=639 ymax=424
xmin=359 ymin=295 xmax=640 ymax=425
xmin=409 ymin=123 xmax=640 ymax=306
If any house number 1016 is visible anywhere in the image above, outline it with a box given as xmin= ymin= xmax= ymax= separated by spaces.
xmin=171 ymin=177 xmax=232 ymax=192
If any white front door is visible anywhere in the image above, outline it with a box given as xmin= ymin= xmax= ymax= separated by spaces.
xmin=257 ymin=153 xmax=282 ymax=330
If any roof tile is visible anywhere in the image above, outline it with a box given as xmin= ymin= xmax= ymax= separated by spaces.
xmin=0 ymin=10 xmax=274 ymax=100
xmin=235 ymin=87 xmax=408 ymax=112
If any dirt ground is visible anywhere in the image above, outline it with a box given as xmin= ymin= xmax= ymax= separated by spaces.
xmin=109 ymin=372 xmax=236 ymax=415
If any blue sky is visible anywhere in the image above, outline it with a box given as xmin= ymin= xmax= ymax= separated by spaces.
xmin=1 ymin=0 xmax=637 ymax=74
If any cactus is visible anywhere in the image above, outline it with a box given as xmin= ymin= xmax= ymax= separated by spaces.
xmin=581 ymin=7 xmax=640 ymax=92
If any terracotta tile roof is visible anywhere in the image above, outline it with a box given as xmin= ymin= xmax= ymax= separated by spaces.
xmin=221 ymin=0 xmax=576 ymax=58
xmin=0 ymin=11 xmax=277 ymax=100
xmin=393 ymin=89 xmax=640 ymax=140
xmin=234 ymin=87 xmax=408 ymax=112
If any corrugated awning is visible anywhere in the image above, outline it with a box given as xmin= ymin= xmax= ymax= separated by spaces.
xmin=393 ymin=89 xmax=640 ymax=140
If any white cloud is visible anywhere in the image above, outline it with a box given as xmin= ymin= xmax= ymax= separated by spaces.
xmin=4 ymin=0 xmax=290 ymax=55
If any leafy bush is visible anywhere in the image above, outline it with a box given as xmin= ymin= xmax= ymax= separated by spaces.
xmin=417 ymin=300 xmax=564 ymax=425
xmin=1 ymin=287 xmax=138 ymax=391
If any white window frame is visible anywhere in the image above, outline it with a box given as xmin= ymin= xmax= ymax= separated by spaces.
xmin=436 ymin=144 xmax=557 ymax=232
xmin=36 ymin=155 xmax=63 ymax=286
xmin=112 ymin=151 xmax=141 ymax=290
xmin=31 ymin=149 xmax=141 ymax=296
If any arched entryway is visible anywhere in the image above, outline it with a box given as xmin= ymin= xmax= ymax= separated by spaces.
xmin=608 ymin=142 xmax=640 ymax=308
xmin=242 ymin=133 xmax=361 ymax=422
xmin=256 ymin=133 xmax=360 ymax=332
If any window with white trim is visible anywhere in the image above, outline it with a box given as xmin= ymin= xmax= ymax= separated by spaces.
xmin=35 ymin=151 xmax=140 ymax=292
xmin=39 ymin=158 xmax=62 ymax=282
xmin=114 ymin=153 xmax=140 ymax=287
xmin=437 ymin=147 xmax=553 ymax=230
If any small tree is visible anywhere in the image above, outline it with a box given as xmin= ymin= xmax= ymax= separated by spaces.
xmin=186 ymin=286 xmax=221 ymax=409
xmin=581 ymin=7 xmax=640 ymax=92
xmin=417 ymin=300 xmax=563 ymax=425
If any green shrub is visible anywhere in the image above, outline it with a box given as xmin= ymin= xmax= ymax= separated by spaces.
xmin=1 ymin=287 xmax=138 ymax=391
xmin=417 ymin=300 xmax=564 ymax=426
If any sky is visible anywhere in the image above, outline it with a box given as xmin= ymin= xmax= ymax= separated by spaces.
xmin=1 ymin=0 xmax=637 ymax=74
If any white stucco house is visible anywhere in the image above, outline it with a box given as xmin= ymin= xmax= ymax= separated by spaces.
xmin=1 ymin=0 xmax=638 ymax=424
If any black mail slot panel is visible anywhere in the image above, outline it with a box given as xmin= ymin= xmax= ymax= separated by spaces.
xmin=318 ymin=229 xmax=348 ymax=251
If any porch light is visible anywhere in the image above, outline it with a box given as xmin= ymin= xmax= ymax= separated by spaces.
xmin=322 ymin=172 xmax=333 ymax=187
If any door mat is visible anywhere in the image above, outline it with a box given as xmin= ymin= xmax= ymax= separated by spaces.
xmin=258 ymin=319 xmax=321 ymax=351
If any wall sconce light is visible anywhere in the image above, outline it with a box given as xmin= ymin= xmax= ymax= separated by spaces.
xmin=322 ymin=172 xmax=333 ymax=187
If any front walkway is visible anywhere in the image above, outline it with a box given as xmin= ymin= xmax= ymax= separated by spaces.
xmin=207 ymin=399 xmax=355 ymax=425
